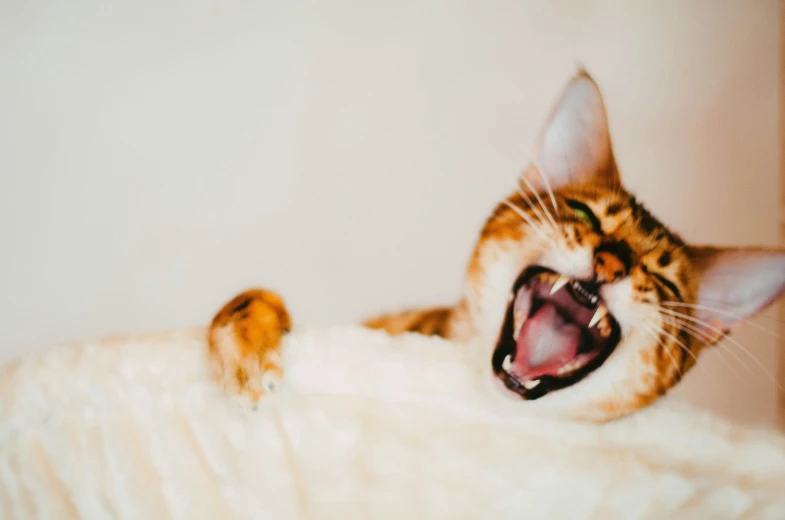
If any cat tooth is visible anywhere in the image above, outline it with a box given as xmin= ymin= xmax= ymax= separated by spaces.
xmin=589 ymin=305 xmax=609 ymax=328
xmin=557 ymin=362 xmax=571 ymax=375
xmin=513 ymin=312 xmax=525 ymax=340
xmin=502 ymin=354 xmax=513 ymax=372
xmin=523 ymin=379 xmax=540 ymax=390
xmin=557 ymin=359 xmax=582 ymax=375
xmin=550 ymin=275 xmax=570 ymax=295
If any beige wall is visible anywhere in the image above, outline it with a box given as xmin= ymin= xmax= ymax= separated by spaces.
xmin=780 ymin=0 xmax=785 ymax=431
xmin=0 ymin=2 xmax=780 ymax=428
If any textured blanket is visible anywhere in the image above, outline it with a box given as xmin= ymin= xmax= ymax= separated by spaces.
xmin=1 ymin=326 xmax=784 ymax=519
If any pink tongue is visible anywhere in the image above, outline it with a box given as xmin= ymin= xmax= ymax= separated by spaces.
xmin=512 ymin=302 xmax=582 ymax=379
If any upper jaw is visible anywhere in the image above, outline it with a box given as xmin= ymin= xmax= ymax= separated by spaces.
xmin=491 ymin=266 xmax=621 ymax=400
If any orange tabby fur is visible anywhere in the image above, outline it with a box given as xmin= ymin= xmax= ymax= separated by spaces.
xmin=209 ymin=289 xmax=290 ymax=401
xmin=207 ymin=71 xmax=785 ymax=420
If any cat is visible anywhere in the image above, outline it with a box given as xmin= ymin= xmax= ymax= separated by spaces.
xmin=206 ymin=70 xmax=785 ymax=421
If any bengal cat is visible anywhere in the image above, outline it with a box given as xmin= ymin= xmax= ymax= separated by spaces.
xmin=207 ymin=71 xmax=785 ymax=421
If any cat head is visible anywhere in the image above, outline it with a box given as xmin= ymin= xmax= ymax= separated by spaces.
xmin=466 ymin=71 xmax=785 ymax=421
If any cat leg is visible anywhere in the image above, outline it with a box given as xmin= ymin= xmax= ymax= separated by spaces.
xmin=207 ymin=289 xmax=291 ymax=401
xmin=363 ymin=306 xmax=455 ymax=337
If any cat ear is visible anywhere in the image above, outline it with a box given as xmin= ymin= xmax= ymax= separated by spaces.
xmin=523 ymin=70 xmax=620 ymax=192
xmin=687 ymin=246 xmax=785 ymax=333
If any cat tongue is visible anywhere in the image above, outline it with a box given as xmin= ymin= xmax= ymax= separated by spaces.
xmin=511 ymin=302 xmax=582 ymax=379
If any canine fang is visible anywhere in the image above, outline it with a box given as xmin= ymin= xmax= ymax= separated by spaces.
xmin=502 ymin=354 xmax=513 ymax=372
xmin=589 ymin=305 xmax=608 ymax=328
xmin=550 ymin=275 xmax=570 ymax=295
xmin=523 ymin=379 xmax=541 ymax=390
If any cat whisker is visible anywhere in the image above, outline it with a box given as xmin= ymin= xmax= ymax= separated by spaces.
xmin=518 ymin=174 xmax=565 ymax=241
xmin=530 ymin=160 xmax=563 ymax=222
xmin=659 ymin=314 xmax=754 ymax=380
xmin=651 ymin=316 xmax=743 ymax=384
xmin=661 ymin=301 xmax=784 ymax=336
xmin=501 ymin=199 xmax=555 ymax=245
xmin=522 ymin=225 xmax=554 ymax=251
xmin=644 ymin=319 xmax=697 ymax=366
xmin=638 ymin=322 xmax=683 ymax=379
xmin=515 ymin=186 xmax=560 ymax=239
xmin=658 ymin=309 xmax=782 ymax=390
xmin=639 ymin=319 xmax=734 ymax=395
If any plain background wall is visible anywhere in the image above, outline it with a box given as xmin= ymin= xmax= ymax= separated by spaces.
xmin=1 ymin=1 xmax=781 ymax=428
xmin=781 ymin=1 xmax=785 ymax=431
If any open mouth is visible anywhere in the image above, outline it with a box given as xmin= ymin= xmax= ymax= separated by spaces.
xmin=492 ymin=266 xmax=621 ymax=400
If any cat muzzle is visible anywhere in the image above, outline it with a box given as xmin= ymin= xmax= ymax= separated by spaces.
xmin=491 ymin=266 xmax=621 ymax=400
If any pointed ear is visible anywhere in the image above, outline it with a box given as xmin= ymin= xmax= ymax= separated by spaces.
xmin=523 ymin=70 xmax=620 ymax=192
xmin=687 ymin=246 xmax=785 ymax=331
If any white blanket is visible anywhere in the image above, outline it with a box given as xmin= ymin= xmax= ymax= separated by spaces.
xmin=1 ymin=326 xmax=784 ymax=519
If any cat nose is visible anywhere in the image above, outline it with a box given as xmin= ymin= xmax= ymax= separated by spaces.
xmin=595 ymin=250 xmax=627 ymax=283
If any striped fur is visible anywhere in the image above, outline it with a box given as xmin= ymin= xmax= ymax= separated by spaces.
xmin=363 ymin=307 xmax=453 ymax=337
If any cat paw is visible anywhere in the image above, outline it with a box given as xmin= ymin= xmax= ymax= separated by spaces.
xmin=208 ymin=289 xmax=291 ymax=402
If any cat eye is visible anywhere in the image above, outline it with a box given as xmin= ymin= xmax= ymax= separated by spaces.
xmin=652 ymin=273 xmax=682 ymax=300
xmin=565 ymin=199 xmax=601 ymax=232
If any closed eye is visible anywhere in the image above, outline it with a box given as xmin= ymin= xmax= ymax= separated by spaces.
xmin=652 ymin=273 xmax=682 ymax=300
xmin=565 ymin=199 xmax=601 ymax=232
